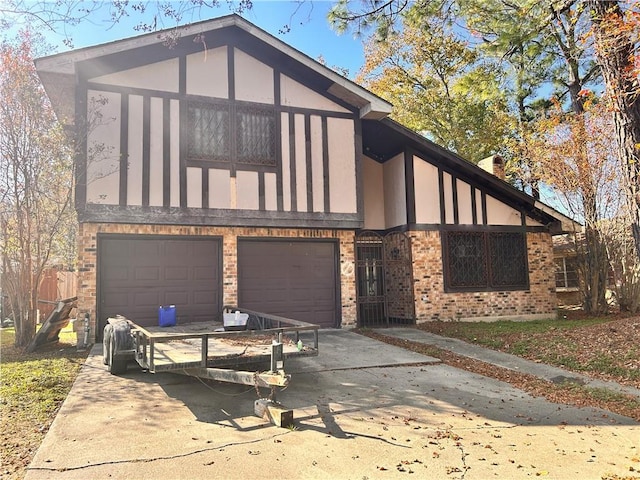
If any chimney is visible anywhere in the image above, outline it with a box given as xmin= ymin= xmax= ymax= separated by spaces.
xmin=478 ymin=155 xmax=505 ymax=181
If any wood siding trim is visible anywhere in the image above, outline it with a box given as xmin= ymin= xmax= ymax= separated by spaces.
xmin=86 ymin=82 xmax=354 ymax=118
xmin=404 ymin=149 xmax=416 ymax=224
xmin=227 ymin=46 xmax=237 ymax=178
xmin=379 ymin=223 xmax=549 ymax=234
xmin=202 ymin=168 xmax=209 ymax=208
xmin=471 ymin=186 xmax=478 ymax=225
xmin=163 ymin=97 xmax=171 ymax=207
xmin=274 ymin=67 xmax=284 ymax=211
xmin=452 ymin=174 xmax=459 ymax=225
xmin=79 ymin=204 xmax=362 ymax=228
xmin=179 ymin=101 xmax=187 ymax=208
xmin=288 ymin=112 xmax=297 ymax=212
xmin=438 ymin=168 xmax=446 ymax=224
xmin=322 ymin=116 xmax=330 ymax=213
xmin=142 ymin=95 xmax=151 ymax=207
xmin=305 ymin=114 xmax=313 ymax=212
xmin=354 ymin=118 xmax=364 ymax=221
xmin=119 ymin=93 xmax=129 ymax=206
xmin=178 ymin=56 xmax=186 ymax=95
xmin=227 ymin=45 xmax=235 ymax=100
xmin=481 ymin=191 xmax=488 ymax=225
xmin=258 ymin=171 xmax=266 ymax=210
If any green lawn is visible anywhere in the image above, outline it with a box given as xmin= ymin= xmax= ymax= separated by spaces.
xmin=417 ymin=314 xmax=640 ymax=387
xmin=0 ymin=327 xmax=88 ymax=479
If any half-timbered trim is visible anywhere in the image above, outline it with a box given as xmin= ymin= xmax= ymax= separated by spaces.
xmin=451 ymin=173 xmax=459 ymax=225
xmin=481 ymin=191 xmax=488 ymax=225
xmin=288 ymin=111 xmax=297 ymax=212
xmin=78 ymin=204 xmax=361 ymax=228
xmin=119 ymin=94 xmax=129 ymax=206
xmin=201 ymin=167 xmax=209 ymax=209
xmin=470 ymin=185 xmax=478 ymax=225
xmin=304 ymin=114 xmax=313 ymax=212
xmin=258 ymin=171 xmax=266 ymax=210
xmin=322 ymin=116 xmax=331 ymax=214
xmin=438 ymin=168 xmax=446 ymax=225
xmin=227 ymin=44 xmax=235 ymax=100
xmin=162 ymin=97 xmax=171 ymax=208
xmin=404 ymin=149 xmax=416 ymax=225
xmin=141 ymin=95 xmax=150 ymax=207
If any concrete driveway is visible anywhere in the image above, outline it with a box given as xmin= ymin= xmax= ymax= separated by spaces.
xmin=26 ymin=330 xmax=639 ymax=479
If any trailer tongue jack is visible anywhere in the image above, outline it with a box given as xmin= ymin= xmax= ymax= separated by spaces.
xmin=102 ymin=308 xmax=318 ymax=428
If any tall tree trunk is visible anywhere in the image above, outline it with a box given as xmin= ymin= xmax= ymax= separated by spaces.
xmin=589 ymin=0 xmax=640 ymax=258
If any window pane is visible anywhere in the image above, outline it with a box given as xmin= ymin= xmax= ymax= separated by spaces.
xmin=447 ymin=232 xmax=487 ymax=288
xmin=555 ymin=258 xmax=567 ymax=288
xmin=565 ymin=257 xmax=580 ymax=288
xmin=187 ymin=104 xmax=229 ymax=159
xmin=236 ymin=108 xmax=275 ymax=165
xmin=489 ymin=232 xmax=528 ymax=288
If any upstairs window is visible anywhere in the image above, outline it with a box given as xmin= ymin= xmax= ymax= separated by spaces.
xmin=186 ymin=101 xmax=276 ymax=167
xmin=237 ymin=107 xmax=276 ymax=165
xmin=187 ymin=103 xmax=229 ymax=160
xmin=445 ymin=231 xmax=529 ymax=291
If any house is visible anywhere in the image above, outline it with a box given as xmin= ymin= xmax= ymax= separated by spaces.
xmin=35 ymin=15 xmax=575 ymax=342
xmin=553 ymin=234 xmax=581 ymax=306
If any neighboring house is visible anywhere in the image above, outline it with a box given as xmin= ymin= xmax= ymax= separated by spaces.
xmin=35 ymin=15 xmax=575 ymax=342
xmin=553 ymin=234 xmax=581 ymax=306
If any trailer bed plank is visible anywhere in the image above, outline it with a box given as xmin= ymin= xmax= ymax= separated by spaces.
xmin=134 ymin=321 xmax=316 ymax=372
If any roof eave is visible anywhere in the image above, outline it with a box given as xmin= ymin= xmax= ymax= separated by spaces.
xmin=35 ymin=14 xmax=392 ymax=122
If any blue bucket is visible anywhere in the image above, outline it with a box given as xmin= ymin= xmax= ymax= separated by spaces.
xmin=158 ymin=305 xmax=176 ymax=327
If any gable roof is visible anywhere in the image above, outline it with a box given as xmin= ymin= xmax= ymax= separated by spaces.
xmin=362 ymin=118 xmax=580 ymax=233
xmin=36 ymin=14 xmax=577 ymax=233
xmin=35 ymin=14 xmax=392 ymax=125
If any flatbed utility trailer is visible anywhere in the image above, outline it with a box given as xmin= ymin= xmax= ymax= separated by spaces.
xmin=102 ymin=307 xmax=319 ymax=427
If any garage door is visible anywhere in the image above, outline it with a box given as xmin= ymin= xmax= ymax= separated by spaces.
xmin=98 ymin=236 xmax=221 ymax=330
xmin=238 ymin=240 xmax=338 ymax=328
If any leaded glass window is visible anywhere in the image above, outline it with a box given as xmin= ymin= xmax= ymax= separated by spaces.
xmin=447 ymin=232 xmax=486 ymax=288
xmin=489 ymin=232 xmax=527 ymax=288
xmin=187 ymin=103 xmax=229 ymax=160
xmin=445 ymin=231 xmax=529 ymax=291
xmin=236 ymin=107 xmax=276 ymax=165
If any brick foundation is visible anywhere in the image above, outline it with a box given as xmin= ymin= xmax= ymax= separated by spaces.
xmin=77 ymin=223 xmax=356 ymax=342
xmin=410 ymin=230 xmax=557 ymax=322
xmin=78 ymin=223 xmax=557 ymax=342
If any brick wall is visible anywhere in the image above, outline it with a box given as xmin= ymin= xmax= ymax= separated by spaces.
xmin=78 ymin=223 xmax=356 ymax=342
xmin=410 ymin=230 xmax=557 ymax=322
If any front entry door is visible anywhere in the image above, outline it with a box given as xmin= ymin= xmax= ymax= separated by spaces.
xmin=355 ymin=231 xmax=415 ymax=327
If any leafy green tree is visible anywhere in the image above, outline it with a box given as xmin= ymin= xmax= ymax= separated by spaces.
xmin=357 ymin=13 xmax=513 ymax=162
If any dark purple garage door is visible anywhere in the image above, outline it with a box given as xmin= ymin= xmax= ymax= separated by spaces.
xmin=238 ymin=240 xmax=339 ymax=328
xmin=98 ymin=236 xmax=221 ymax=330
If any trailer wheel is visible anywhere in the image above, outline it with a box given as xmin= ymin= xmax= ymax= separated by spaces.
xmin=107 ymin=333 xmax=128 ymax=375
xmin=102 ymin=323 xmax=113 ymax=365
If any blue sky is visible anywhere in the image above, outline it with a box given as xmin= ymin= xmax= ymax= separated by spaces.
xmin=21 ymin=0 xmax=369 ymax=79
